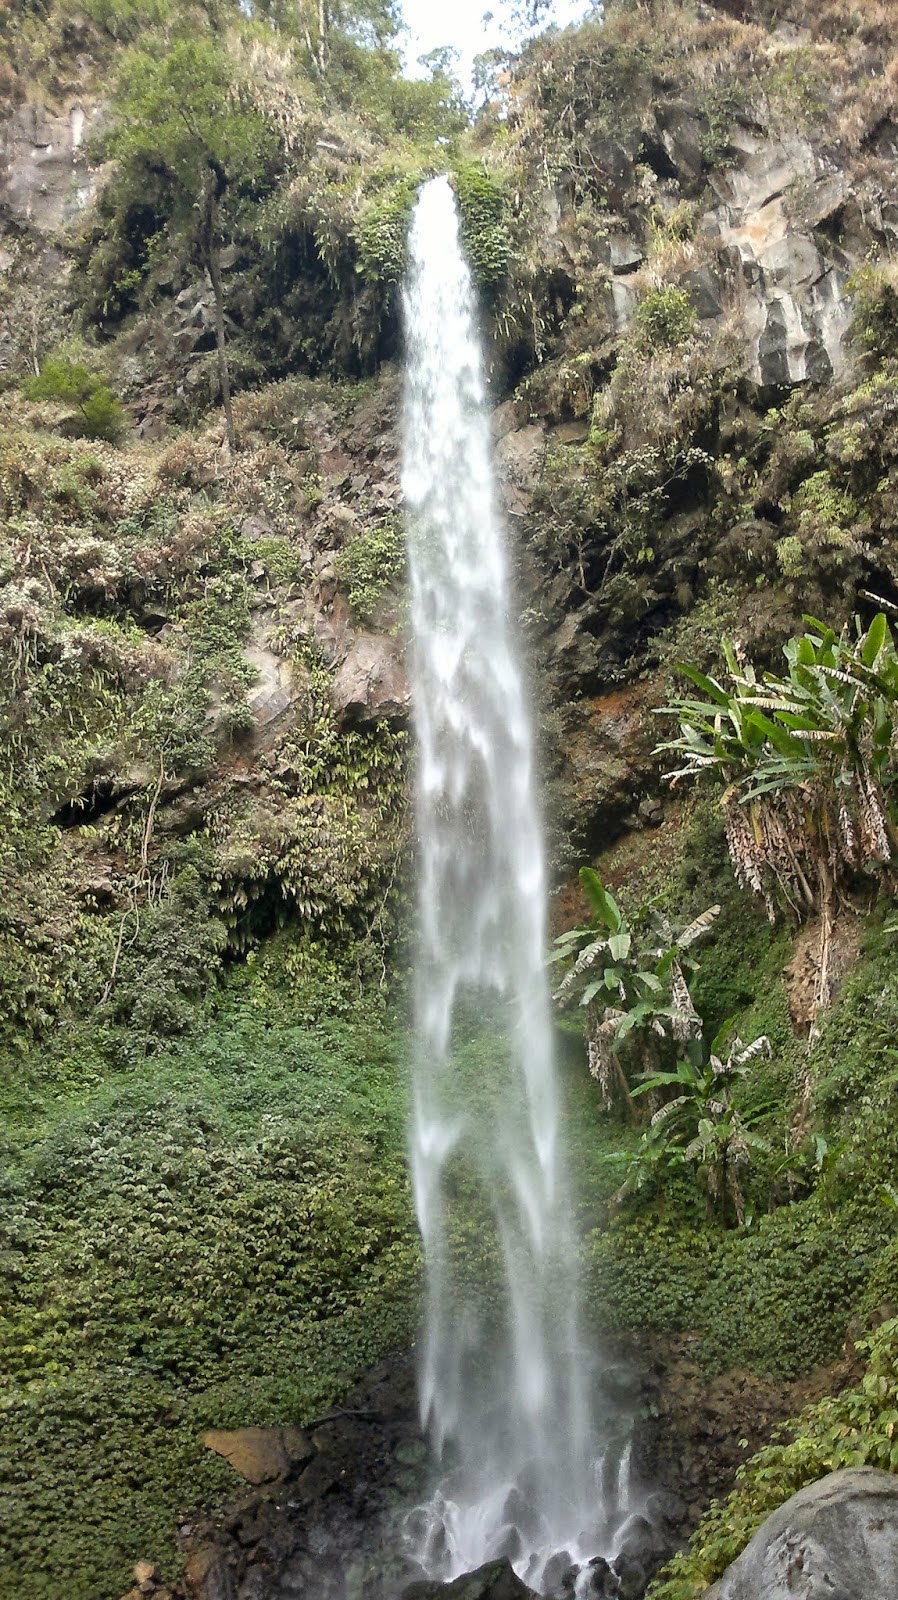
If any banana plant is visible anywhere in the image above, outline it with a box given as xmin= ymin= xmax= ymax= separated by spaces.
xmin=623 ymin=1027 xmax=772 ymax=1225
xmin=656 ymin=611 xmax=898 ymax=1016
xmin=551 ymin=867 xmax=719 ymax=1117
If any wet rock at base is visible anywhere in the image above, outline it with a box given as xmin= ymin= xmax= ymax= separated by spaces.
xmin=401 ymin=1559 xmax=537 ymax=1600
xmin=705 ymin=1467 xmax=898 ymax=1599
xmin=612 ymin=1514 xmax=670 ymax=1600
xmin=573 ymin=1555 xmax=625 ymax=1598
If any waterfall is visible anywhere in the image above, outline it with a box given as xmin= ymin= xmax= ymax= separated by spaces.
xmin=401 ymin=174 xmax=616 ymax=1591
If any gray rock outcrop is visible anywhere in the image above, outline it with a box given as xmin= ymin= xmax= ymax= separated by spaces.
xmin=1 ymin=99 xmax=102 ymax=229
xmin=703 ymin=132 xmax=854 ymax=386
xmin=704 ymin=1467 xmax=898 ymax=1599
xmin=331 ymin=631 xmax=410 ymax=723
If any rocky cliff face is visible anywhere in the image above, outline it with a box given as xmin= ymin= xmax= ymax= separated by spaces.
xmin=3 ymin=0 xmax=898 ymax=1006
xmin=1 ymin=97 xmax=100 ymax=230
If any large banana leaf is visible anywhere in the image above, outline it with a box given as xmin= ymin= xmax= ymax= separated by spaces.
xmin=578 ymin=867 xmax=622 ymax=932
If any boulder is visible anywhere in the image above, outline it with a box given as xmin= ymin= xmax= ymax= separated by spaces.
xmin=185 ymin=1547 xmax=238 ymax=1600
xmin=609 ymin=235 xmax=643 ymax=274
xmin=573 ymin=1556 xmax=615 ymax=1597
xmin=707 ymin=1467 xmax=898 ymax=1599
xmin=563 ymin=685 xmax=658 ymax=825
xmin=118 ymin=1562 xmax=172 ymax=1600
xmin=494 ymin=420 xmax=547 ymax=516
xmin=683 ymin=264 xmax=724 ymax=321
xmin=202 ymin=1427 xmax=313 ymax=1486
xmin=244 ymin=642 xmax=298 ymax=731
xmin=612 ymin=1514 xmax=669 ymax=1599
xmin=331 ymin=632 xmax=410 ymax=723
xmin=658 ymin=103 xmax=706 ymax=183
xmin=402 ymin=1560 xmax=536 ymax=1600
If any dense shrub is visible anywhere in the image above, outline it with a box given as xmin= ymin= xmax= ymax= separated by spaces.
xmin=353 ymin=176 xmax=420 ymax=289
xmin=633 ymin=286 xmax=697 ymax=351
xmin=848 ymin=265 xmax=898 ymax=362
xmin=335 ymin=515 xmax=406 ymax=622
xmin=23 ymin=353 xmax=126 ymax=443
xmin=455 ymin=161 xmax=511 ymax=288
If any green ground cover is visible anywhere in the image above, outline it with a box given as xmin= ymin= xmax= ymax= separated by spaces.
xmin=0 ymin=945 xmax=418 ymax=1599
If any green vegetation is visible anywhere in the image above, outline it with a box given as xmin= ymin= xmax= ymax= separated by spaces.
xmin=648 ymin=1317 xmax=898 ymax=1599
xmin=572 ymin=609 xmax=898 ymax=1322
xmin=627 ymin=1028 xmax=772 ymax=1226
xmin=658 ymin=615 xmax=898 ymax=1018
xmin=354 ymin=176 xmax=420 ymax=289
xmin=454 ymin=161 xmax=510 ymax=288
xmin=0 ymin=951 xmax=418 ymax=1600
xmin=580 ymin=861 xmax=897 ymax=1373
xmin=848 ymin=266 xmax=898 ymax=362
xmin=106 ymin=29 xmax=279 ymax=448
xmin=23 ymin=352 xmax=126 ymax=443
xmin=552 ymin=867 xmax=719 ymax=1116
xmin=351 ymin=162 xmax=509 ymax=303
xmin=0 ymin=387 xmax=410 ymax=1050
xmin=336 ymin=515 xmax=406 ymax=622
xmin=633 ymin=285 xmax=697 ymax=352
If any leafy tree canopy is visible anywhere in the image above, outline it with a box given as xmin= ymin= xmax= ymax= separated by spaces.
xmin=107 ymin=33 xmax=279 ymax=202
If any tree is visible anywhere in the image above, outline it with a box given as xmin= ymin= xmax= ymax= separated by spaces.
xmin=247 ymin=0 xmax=398 ymax=70
xmin=83 ymin=0 xmax=245 ymax=43
xmin=483 ymin=0 xmax=603 ymax=48
xmin=23 ymin=351 xmax=126 ymax=443
xmin=107 ymin=33 xmax=277 ymax=452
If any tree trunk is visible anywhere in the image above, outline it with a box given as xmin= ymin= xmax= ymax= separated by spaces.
xmin=317 ymin=0 xmax=329 ymax=72
xmin=201 ymin=166 xmax=235 ymax=455
xmin=207 ymin=234 xmax=235 ymax=455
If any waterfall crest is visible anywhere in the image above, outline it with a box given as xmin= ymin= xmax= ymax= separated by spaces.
xmin=402 ymin=174 xmax=611 ymax=1590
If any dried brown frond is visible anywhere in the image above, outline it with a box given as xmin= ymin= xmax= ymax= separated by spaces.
xmin=678 ymin=904 xmax=722 ymax=948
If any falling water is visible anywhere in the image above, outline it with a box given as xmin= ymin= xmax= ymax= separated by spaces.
xmin=401 ymin=175 xmax=627 ymax=1591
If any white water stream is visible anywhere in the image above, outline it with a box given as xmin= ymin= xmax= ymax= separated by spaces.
xmin=402 ymin=175 xmax=633 ymax=1592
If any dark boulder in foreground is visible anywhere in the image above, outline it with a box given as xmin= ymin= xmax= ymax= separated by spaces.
xmin=402 ymin=1560 xmax=535 ymax=1600
xmin=703 ymin=1467 xmax=898 ymax=1599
